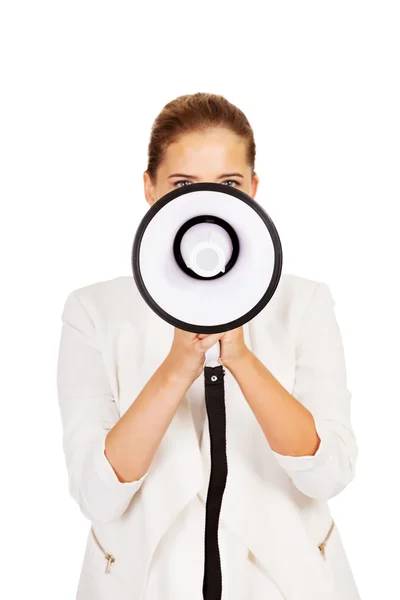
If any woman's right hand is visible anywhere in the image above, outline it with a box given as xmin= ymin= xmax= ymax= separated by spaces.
xmin=165 ymin=327 xmax=224 ymax=383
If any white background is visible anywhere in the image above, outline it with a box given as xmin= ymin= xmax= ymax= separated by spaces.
xmin=1 ymin=1 xmax=399 ymax=598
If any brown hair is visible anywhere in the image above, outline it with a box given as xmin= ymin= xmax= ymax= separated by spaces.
xmin=146 ymin=92 xmax=256 ymax=183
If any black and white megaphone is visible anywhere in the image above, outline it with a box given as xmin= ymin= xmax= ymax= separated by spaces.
xmin=131 ymin=182 xmax=282 ymax=600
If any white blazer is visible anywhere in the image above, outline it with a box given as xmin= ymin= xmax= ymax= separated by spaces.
xmin=56 ymin=273 xmax=361 ymax=600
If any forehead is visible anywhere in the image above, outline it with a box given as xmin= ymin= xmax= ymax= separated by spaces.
xmin=161 ymin=128 xmax=247 ymax=169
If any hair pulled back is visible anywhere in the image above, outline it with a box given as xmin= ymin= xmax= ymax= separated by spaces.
xmin=146 ymin=92 xmax=256 ymax=183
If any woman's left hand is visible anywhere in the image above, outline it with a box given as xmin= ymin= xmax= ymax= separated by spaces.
xmin=198 ymin=327 xmax=250 ymax=368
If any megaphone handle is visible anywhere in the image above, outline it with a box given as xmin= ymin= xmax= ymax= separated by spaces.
xmin=204 ymin=340 xmax=221 ymax=368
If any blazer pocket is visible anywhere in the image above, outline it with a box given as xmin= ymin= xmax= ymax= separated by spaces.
xmin=90 ymin=526 xmax=116 ymax=574
xmin=318 ymin=518 xmax=335 ymax=560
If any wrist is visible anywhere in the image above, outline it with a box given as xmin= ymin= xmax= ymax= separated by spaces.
xmin=221 ymin=347 xmax=253 ymax=372
xmin=162 ymin=355 xmax=198 ymax=387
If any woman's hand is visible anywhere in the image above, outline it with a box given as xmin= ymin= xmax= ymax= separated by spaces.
xmin=198 ymin=326 xmax=250 ymax=368
xmin=165 ymin=328 xmax=225 ymax=383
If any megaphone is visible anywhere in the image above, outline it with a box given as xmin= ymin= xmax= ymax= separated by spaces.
xmin=131 ymin=182 xmax=282 ymax=599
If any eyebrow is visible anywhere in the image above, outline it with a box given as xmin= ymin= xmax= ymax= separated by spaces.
xmin=167 ymin=173 xmax=244 ymax=180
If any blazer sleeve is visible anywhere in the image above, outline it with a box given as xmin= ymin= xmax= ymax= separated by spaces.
xmin=270 ymin=281 xmax=359 ymax=501
xmin=57 ymin=290 xmax=148 ymax=524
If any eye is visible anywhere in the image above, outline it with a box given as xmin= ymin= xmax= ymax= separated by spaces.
xmin=222 ymin=180 xmax=240 ymax=187
xmin=175 ymin=180 xmax=192 ymax=188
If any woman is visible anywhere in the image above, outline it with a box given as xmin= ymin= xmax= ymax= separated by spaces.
xmin=57 ymin=92 xmax=361 ymax=600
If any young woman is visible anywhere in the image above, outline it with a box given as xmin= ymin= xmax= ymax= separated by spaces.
xmin=57 ymin=92 xmax=361 ymax=600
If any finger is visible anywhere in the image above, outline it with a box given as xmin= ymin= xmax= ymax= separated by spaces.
xmin=197 ymin=332 xmax=225 ymax=340
xmin=196 ymin=333 xmax=224 ymax=352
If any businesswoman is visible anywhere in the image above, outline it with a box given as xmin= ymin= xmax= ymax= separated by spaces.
xmin=57 ymin=92 xmax=361 ymax=599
